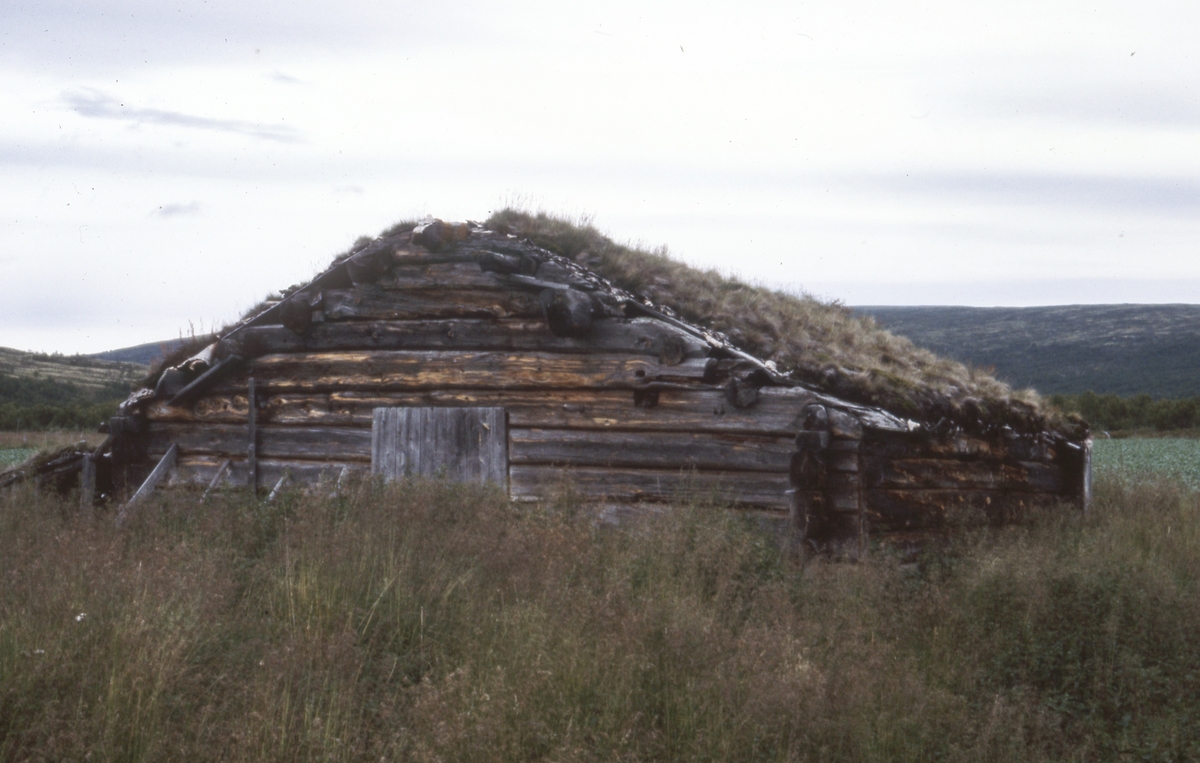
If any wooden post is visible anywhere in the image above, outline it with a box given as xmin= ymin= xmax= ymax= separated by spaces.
xmin=1081 ymin=437 xmax=1094 ymax=511
xmin=267 ymin=473 xmax=289 ymax=502
xmin=248 ymin=377 xmax=258 ymax=494
xmin=200 ymin=459 xmax=232 ymax=504
xmin=79 ymin=453 xmax=95 ymax=515
xmin=116 ymin=443 xmax=178 ymax=527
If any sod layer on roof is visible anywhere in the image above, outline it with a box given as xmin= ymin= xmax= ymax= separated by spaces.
xmin=485 ymin=209 xmax=1086 ymax=440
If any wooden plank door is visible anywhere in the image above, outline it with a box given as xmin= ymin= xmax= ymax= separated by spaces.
xmin=371 ymin=407 xmax=507 ymax=486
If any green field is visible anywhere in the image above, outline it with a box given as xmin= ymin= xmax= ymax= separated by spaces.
xmin=0 ymin=449 xmax=35 ymax=468
xmin=1093 ymin=437 xmax=1200 ymax=486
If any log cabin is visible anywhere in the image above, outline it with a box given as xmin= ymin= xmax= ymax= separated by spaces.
xmin=96 ymin=216 xmax=1092 ymax=554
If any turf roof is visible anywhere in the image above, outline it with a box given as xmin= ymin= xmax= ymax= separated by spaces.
xmin=148 ymin=209 xmax=1087 ymax=440
xmin=484 ymin=209 xmax=1087 ymax=440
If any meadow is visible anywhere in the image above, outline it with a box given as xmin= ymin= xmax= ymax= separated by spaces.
xmin=2 ymin=441 xmax=1199 ymax=762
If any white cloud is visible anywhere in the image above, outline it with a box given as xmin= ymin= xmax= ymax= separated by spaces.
xmin=63 ymin=88 xmax=304 ymax=143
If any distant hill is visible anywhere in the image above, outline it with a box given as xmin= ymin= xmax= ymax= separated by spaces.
xmin=855 ymin=305 xmax=1200 ymax=398
xmin=0 ymin=347 xmax=146 ymax=397
xmin=90 ymin=339 xmax=186 ymax=367
xmin=0 ymin=346 xmax=147 ymax=429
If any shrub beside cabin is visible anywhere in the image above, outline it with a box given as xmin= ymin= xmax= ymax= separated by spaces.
xmin=97 ymin=219 xmax=1091 ymax=553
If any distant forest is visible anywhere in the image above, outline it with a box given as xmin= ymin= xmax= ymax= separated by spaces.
xmin=0 ymin=375 xmax=128 ymax=431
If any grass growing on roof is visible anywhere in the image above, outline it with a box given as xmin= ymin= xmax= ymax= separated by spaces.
xmin=486 ymin=209 xmax=1085 ymax=438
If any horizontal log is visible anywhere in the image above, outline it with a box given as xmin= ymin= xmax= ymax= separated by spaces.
xmin=388 ymin=248 xmax=476 ymax=266
xmin=322 ymin=289 xmax=541 ymax=321
xmin=828 ymin=492 xmax=860 ymax=512
xmin=825 ymin=450 xmax=859 ymax=472
xmin=865 ymin=489 xmax=1069 ymax=532
xmin=509 ymin=466 xmax=791 ymax=509
xmin=220 ymin=318 xmax=708 ymax=361
xmin=860 ymin=432 xmax=1059 ymax=464
xmin=210 ymin=351 xmax=719 ymax=394
xmin=509 ymin=429 xmax=794 ymax=472
xmin=378 ymin=262 xmax=507 ymax=290
xmin=147 ymin=424 xmax=371 ymax=462
xmin=862 ymin=457 xmax=1064 ymax=492
xmin=146 ymin=387 xmax=818 ymax=436
xmin=169 ymin=457 xmax=368 ymax=489
xmin=826 ymin=471 xmax=861 ymax=493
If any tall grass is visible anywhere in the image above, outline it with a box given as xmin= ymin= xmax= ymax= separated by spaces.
xmin=2 ymin=474 xmax=1198 ymax=761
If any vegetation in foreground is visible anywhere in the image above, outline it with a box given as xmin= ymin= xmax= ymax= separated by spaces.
xmin=2 ymin=470 xmax=1199 ymax=762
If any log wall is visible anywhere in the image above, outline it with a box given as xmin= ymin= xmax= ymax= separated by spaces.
xmin=149 ymin=251 xmax=817 ymax=512
xmin=130 ymin=235 xmax=1087 ymax=548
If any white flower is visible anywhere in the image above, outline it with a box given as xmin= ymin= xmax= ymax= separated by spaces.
xmin=75 ymin=613 xmax=87 ymax=622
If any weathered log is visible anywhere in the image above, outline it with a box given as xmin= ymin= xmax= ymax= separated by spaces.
xmin=146 ymin=387 xmax=819 ymax=435
xmin=539 ymin=288 xmax=595 ymax=338
xmin=219 ymin=318 xmax=709 ymax=361
xmin=170 ymin=457 xmax=368 ymax=489
xmin=146 ymin=423 xmax=372 ymax=462
xmin=210 ymin=351 xmax=721 ymax=394
xmin=725 ymin=377 xmax=760 ymax=409
xmin=390 ymin=243 xmax=476 ymax=266
xmin=659 ymin=335 xmax=688 ymax=366
xmin=859 ymin=431 xmax=1059 ymax=464
xmin=168 ymin=354 xmax=242 ymax=408
xmin=345 ymin=240 xmax=395 ymax=285
xmin=865 ymin=489 xmax=1067 ymax=532
xmin=509 ymin=465 xmax=792 ymax=509
xmin=475 ymin=249 xmax=538 ymax=275
xmin=827 ymin=409 xmax=863 ymax=439
xmin=509 ymin=428 xmax=794 ymax=472
xmin=411 ymin=219 xmax=470 ymax=252
xmin=378 ymin=262 xmax=506 ymax=291
xmin=322 ymin=289 xmax=541 ymax=321
xmin=862 ymin=457 xmax=1064 ymax=492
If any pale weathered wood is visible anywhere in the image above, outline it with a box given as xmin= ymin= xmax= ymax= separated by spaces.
xmin=248 ymin=378 xmax=258 ymax=491
xmin=862 ymin=457 xmax=1064 ymax=492
xmin=371 ymin=407 xmax=507 ymax=485
xmin=79 ymin=453 xmax=95 ymax=512
xmin=146 ymin=387 xmax=818 ymax=436
xmin=322 ymin=289 xmax=541 ymax=321
xmin=378 ymin=262 xmax=507 ymax=290
xmin=116 ymin=443 xmax=178 ymax=526
xmin=267 ymin=473 xmax=290 ymax=502
xmin=200 ymin=459 xmax=232 ymax=504
xmin=170 ymin=457 xmax=368 ymax=489
xmin=168 ymin=354 xmax=242 ymax=408
xmin=220 ymin=318 xmax=708 ymax=361
xmin=210 ymin=351 xmax=720 ymax=394
xmin=509 ymin=428 xmax=793 ymax=473
xmin=509 ymin=465 xmax=791 ymax=509
xmin=147 ymin=423 xmax=372 ymax=461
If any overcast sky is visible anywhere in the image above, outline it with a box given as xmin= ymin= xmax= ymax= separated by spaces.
xmin=3 ymin=0 xmax=1198 ymax=354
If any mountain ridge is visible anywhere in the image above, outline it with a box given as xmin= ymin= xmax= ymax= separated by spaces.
xmin=854 ymin=304 xmax=1200 ymax=398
